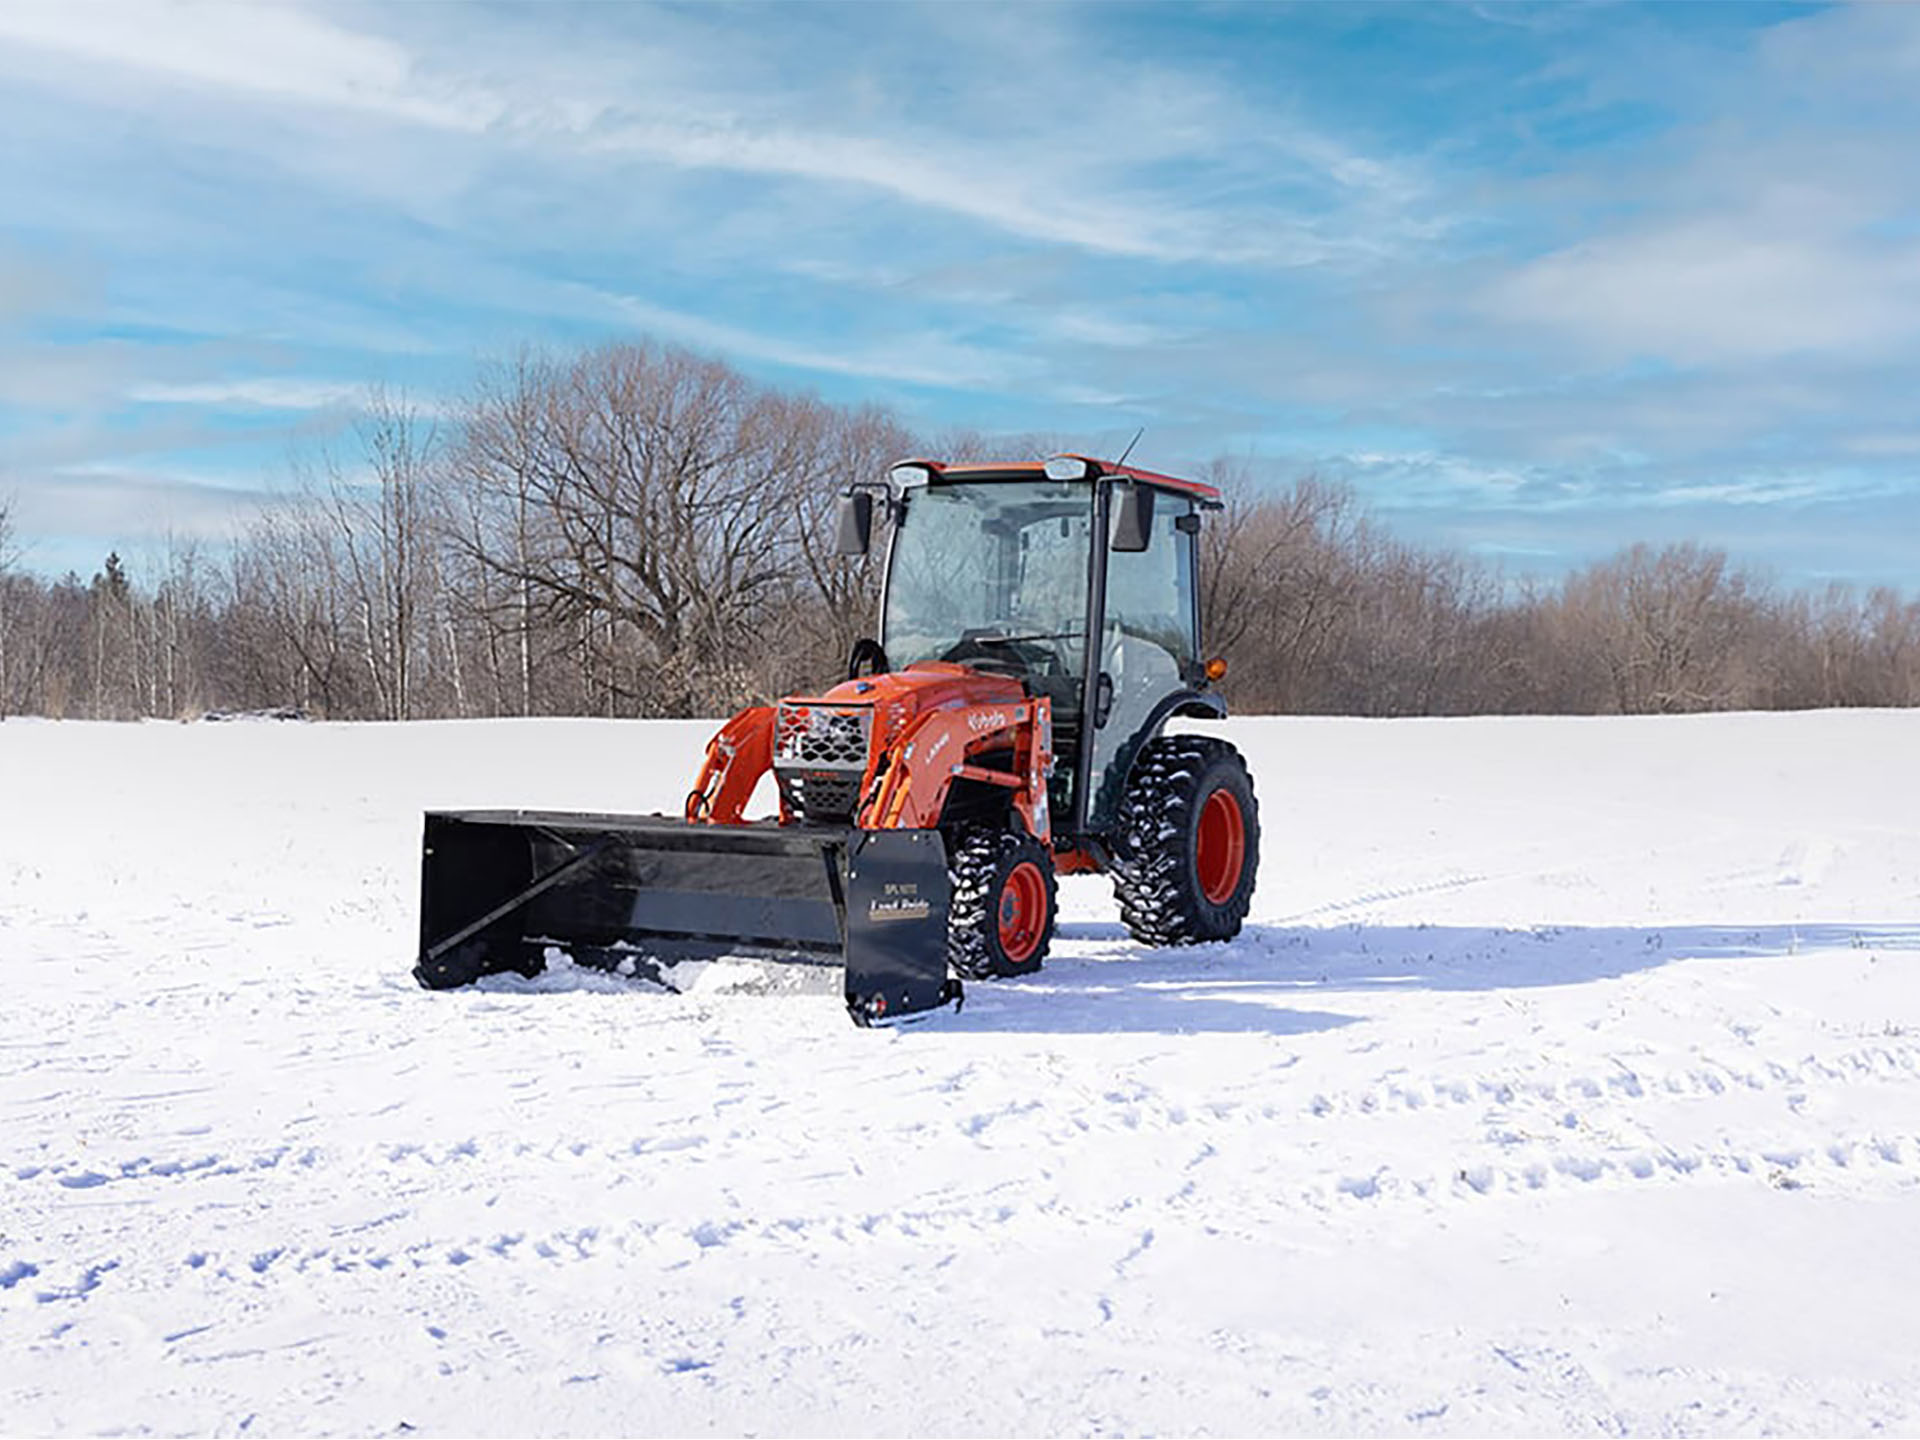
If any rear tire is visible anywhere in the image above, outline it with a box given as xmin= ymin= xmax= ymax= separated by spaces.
xmin=1110 ymin=735 xmax=1259 ymax=946
xmin=947 ymin=827 xmax=1056 ymax=979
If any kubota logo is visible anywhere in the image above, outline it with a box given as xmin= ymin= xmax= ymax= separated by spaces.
xmin=968 ymin=710 xmax=1009 ymax=733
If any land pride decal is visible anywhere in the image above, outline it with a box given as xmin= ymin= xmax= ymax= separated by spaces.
xmin=868 ymin=879 xmax=932 ymax=923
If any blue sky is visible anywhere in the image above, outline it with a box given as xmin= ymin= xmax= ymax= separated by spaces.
xmin=2 ymin=1 xmax=1918 ymax=591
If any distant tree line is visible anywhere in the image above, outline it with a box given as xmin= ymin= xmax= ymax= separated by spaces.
xmin=1 ymin=341 xmax=1916 ymax=722
xmin=1197 ymin=466 xmax=1920 ymax=715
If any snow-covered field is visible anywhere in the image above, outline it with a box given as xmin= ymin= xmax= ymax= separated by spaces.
xmin=3 ymin=709 xmax=1918 ymax=1437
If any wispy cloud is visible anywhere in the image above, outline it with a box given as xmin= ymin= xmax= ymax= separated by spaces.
xmin=129 ymin=377 xmax=361 ymax=411
xmin=6 ymin=465 xmax=275 ymax=575
xmin=1484 ymin=217 xmax=1920 ymax=364
xmin=0 ymin=0 xmax=499 ymax=130
xmin=0 ymin=1 xmax=1435 ymax=270
xmin=593 ymin=287 xmax=1035 ymax=393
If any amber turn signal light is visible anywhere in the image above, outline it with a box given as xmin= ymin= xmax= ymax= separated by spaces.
xmin=1204 ymin=656 xmax=1229 ymax=682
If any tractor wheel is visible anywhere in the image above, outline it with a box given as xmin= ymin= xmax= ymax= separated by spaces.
xmin=1110 ymin=735 xmax=1259 ymax=946
xmin=947 ymin=827 xmax=1056 ymax=979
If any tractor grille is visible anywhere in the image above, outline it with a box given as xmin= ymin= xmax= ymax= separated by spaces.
xmin=775 ymin=704 xmax=871 ymax=768
xmin=780 ymin=771 xmax=865 ymax=820
xmin=774 ymin=704 xmax=872 ymax=821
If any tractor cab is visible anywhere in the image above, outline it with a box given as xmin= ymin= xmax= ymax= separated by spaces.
xmin=839 ymin=455 xmax=1225 ymax=840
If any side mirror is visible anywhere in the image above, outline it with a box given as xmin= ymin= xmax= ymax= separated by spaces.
xmin=1110 ymin=482 xmax=1154 ymax=552
xmin=835 ymin=491 xmax=874 ymax=556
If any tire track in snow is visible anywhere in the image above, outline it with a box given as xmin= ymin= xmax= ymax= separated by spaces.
xmin=13 ymin=1075 xmax=1913 ymax=1320
xmin=37 ymin=1108 xmax=1907 ymax=1305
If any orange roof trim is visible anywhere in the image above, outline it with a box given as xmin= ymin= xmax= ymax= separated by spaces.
xmin=904 ymin=454 xmax=1222 ymax=504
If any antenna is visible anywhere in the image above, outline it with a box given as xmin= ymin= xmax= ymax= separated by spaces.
xmin=1114 ymin=426 xmax=1145 ymax=470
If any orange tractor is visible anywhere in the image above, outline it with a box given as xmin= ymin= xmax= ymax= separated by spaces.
xmin=415 ymin=454 xmax=1260 ymax=1024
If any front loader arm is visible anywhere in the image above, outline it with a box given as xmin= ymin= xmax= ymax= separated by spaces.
xmin=859 ymin=698 xmax=1053 ymax=843
xmin=685 ymin=705 xmax=780 ymax=824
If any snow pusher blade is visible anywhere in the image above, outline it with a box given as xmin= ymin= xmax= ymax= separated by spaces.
xmin=414 ymin=811 xmax=958 ymax=1024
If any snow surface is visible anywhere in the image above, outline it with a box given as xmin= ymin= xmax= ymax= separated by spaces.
xmin=3 ymin=710 xmax=1919 ymax=1437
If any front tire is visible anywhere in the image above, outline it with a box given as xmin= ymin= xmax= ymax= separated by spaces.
xmin=947 ymin=827 xmax=1056 ymax=979
xmin=1110 ymin=735 xmax=1259 ymax=946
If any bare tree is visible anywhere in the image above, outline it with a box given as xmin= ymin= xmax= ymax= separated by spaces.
xmin=444 ymin=349 xmax=562 ymax=716
xmin=0 ymin=495 xmax=16 ymax=719
xmin=315 ymin=388 xmax=438 ymax=721
xmin=1555 ymin=543 xmax=1760 ymax=713
xmin=226 ymin=499 xmax=362 ymax=717
xmin=778 ymin=402 xmax=916 ymax=687
xmin=447 ymin=342 xmax=827 ymax=716
xmin=1199 ymin=467 xmax=1379 ymax=713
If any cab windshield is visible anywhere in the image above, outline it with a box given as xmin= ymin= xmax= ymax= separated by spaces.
xmin=881 ymin=480 xmax=1093 ymax=682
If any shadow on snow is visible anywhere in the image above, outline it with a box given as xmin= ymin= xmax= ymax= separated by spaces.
xmin=939 ymin=919 xmax=1918 ymax=1035
xmin=436 ymin=919 xmax=1917 ymax=1038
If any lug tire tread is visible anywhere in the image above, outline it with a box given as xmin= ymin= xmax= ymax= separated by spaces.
xmin=1109 ymin=735 xmax=1260 ymax=947
xmin=947 ymin=826 xmax=1056 ymax=979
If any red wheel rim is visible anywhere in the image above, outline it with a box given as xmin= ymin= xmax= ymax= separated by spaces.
xmin=1196 ymin=788 xmax=1246 ymax=905
xmin=997 ymin=861 xmax=1048 ymax=963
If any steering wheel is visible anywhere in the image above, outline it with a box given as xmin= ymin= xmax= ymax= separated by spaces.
xmin=846 ymin=636 xmax=892 ymax=680
xmin=940 ymin=628 xmax=1061 ymax=677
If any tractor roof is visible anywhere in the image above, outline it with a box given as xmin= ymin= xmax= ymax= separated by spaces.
xmin=900 ymin=455 xmax=1222 ymax=505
